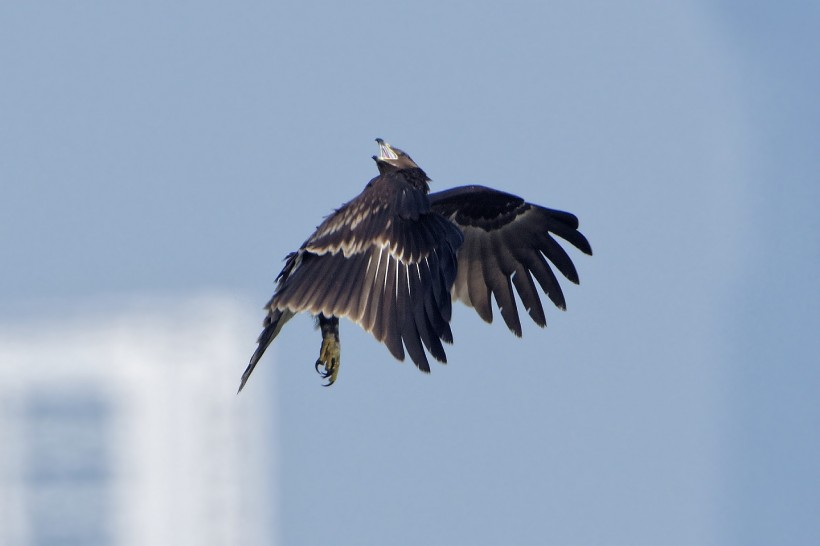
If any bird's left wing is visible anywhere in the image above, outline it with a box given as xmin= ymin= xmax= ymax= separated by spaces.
xmin=430 ymin=185 xmax=592 ymax=336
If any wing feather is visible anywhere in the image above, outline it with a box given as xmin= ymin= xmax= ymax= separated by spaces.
xmin=520 ymin=248 xmax=566 ymax=311
xmin=483 ymin=232 xmax=522 ymax=336
xmin=333 ymin=253 xmax=367 ymax=319
xmin=322 ymin=251 xmax=366 ymax=316
xmin=355 ymin=248 xmax=378 ymax=332
xmin=540 ymin=208 xmax=593 ymax=255
xmin=430 ymin=185 xmax=590 ymax=334
xmin=397 ymin=262 xmax=430 ymax=372
xmin=379 ymin=254 xmax=405 ymax=360
xmin=419 ymin=258 xmax=453 ymax=344
xmin=409 ymin=263 xmax=447 ymax=361
xmin=537 ymin=233 xmax=578 ymax=283
xmin=463 ymin=228 xmax=493 ymax=323
xmin=294 ymin=255 xmax=330 ymax=312
xmin=499 ymin=229 xmax=546 ymax=327
xmin=381 ymin=251 xmax=398 ymax=333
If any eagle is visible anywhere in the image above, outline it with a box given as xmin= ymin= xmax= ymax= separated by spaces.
xmin=239 ymin=139 xmax=591 ymax=390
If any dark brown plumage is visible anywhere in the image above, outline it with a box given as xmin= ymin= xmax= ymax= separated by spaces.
xmin=239 ymin=139 xmax=591 ymax=390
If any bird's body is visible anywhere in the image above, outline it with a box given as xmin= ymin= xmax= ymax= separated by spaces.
xmin=239 ymin=140 xmax=591 ymax=390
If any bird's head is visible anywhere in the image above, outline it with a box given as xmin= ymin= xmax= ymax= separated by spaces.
xmin=372 ymin=139 xmax=431 ymax=191
xmin=373 ymin=138 xmax=421 ymax=173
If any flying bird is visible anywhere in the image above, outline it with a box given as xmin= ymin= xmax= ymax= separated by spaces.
xmin=239 ymin=139 xmax=591 ymax=390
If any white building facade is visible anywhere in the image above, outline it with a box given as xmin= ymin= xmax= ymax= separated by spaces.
xmin=0 ymin=298 xmax=277 ymax=546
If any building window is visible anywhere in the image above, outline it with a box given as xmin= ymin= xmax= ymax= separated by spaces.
xmin=24 ymin=387 xmax=113 ymax=546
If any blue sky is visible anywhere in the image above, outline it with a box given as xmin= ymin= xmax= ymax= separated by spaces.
xmin=1 ymin=2 xmax=818 ymax=545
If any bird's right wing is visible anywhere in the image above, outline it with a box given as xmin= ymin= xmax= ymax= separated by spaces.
xmin=430 ymin=185 xmax=592 ymax=336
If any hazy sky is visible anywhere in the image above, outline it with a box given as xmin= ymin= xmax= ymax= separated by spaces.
xmin=1 ymin=2 xmax=818 ymax=545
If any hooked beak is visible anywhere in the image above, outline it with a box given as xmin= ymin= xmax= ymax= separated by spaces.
xmin=375 ymin=138 xmax=399 ymax=161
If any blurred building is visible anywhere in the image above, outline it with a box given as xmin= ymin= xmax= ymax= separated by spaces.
xmin=0 ymin=297 xmax=277 ymax=546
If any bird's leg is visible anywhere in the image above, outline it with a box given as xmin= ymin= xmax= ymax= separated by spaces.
xmin=315 ymin=314 xmax=340 ymax=386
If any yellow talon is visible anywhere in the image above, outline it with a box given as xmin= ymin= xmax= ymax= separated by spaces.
xmin=316 ymin=320 xmax=341 ymax=386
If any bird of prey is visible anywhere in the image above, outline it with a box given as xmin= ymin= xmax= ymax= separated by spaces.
xmin=239 ymin=139 xmax=591 ymax=390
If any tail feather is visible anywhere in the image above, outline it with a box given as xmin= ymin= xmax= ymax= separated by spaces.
xmin=238 ymin=308 xmax=294 ymax=393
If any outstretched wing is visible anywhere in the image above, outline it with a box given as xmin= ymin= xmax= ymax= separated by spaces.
xmin=430 ymin=185 xmax=592 ymax=336
xmin=268 ymin=176 xmax=464 ymax=372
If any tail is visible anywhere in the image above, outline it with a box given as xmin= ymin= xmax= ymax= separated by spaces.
xmin=238 ymin=308 xmax=294 ymax=393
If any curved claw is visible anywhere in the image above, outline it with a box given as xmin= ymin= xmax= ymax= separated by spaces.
xmin=321 ymin=363 xmax=337 ymax=386
xmin=315 ymin=359 xmax=330 ymax=378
